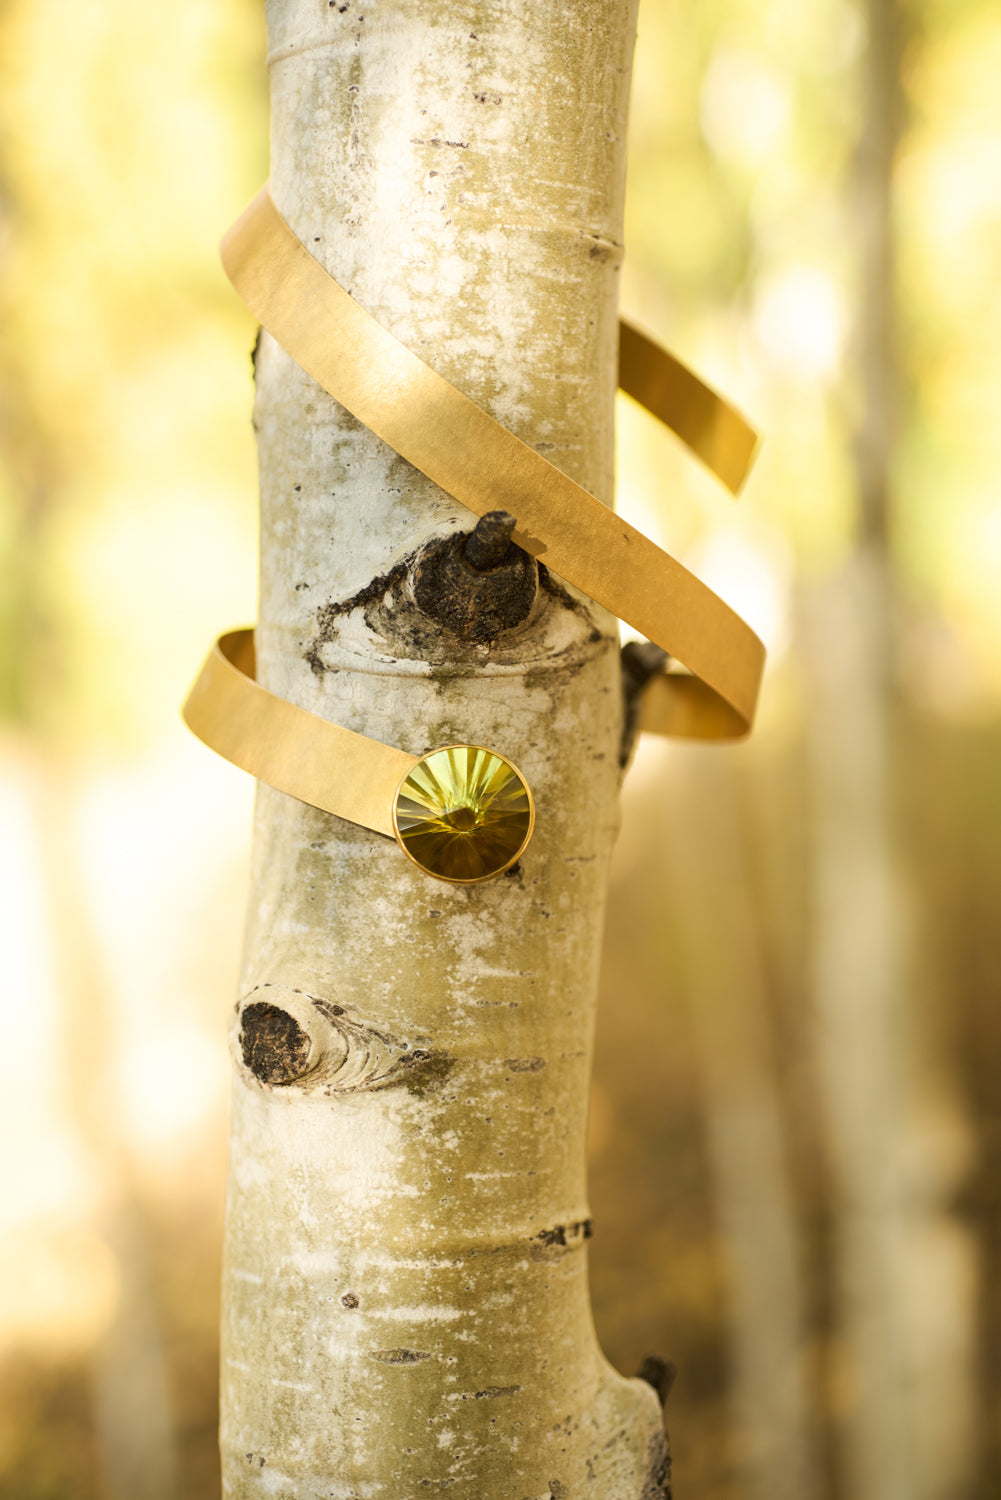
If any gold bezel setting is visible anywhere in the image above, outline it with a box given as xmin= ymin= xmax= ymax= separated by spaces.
xmin=392 ymin=744 xmax=535 ymax=885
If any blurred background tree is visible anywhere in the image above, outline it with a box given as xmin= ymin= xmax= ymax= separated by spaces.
xmin=0 ymin=0 xmax=998 ymax=1496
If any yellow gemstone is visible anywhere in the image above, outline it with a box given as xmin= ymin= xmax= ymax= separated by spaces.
xmin=393 ymin=745 xmax=534 ymax=884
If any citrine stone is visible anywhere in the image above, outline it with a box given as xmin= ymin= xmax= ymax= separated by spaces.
xmin=393 ymin=745 xmax=534 ymax=883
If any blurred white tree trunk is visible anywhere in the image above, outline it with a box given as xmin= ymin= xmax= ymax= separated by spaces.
xmin=219 ymin=1 xmax=669 ymax=1495
xmin=807 ymin=1 xmax=973 ymax=1495
xmin=658 ymin=752 xmax=819 ymax=1500
xmin=804 ymin=1 xmax=915 ymax=1491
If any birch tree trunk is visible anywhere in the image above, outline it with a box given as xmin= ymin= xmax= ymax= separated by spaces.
xmin=656 ymin=753 xmax=818 ymax=1500
xmin=805 ymin=2 xmax=926 ymax=1495
xmin=221 ymin=1 xmax=668 ymax=1494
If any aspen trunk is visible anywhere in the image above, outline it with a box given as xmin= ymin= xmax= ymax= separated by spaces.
xmin=804 ymin=2 xmax=969 ymax=1495
xmin=657 ymin=753 xmax=819 ymax=1500
xmin=804 ymin=0 xmax=914 ymax=1480
xmin=220 ymin=1 xmax=668 ymax=1494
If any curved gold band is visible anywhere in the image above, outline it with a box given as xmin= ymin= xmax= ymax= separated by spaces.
xmin=182 ymin=625 xmax=753 ymax=837
xmin=184 ymin=629 xmax=415 ymax=837
xmin=221 ymin=188 xmax=765 ymax=738
xmin=184 ymin=630 xmax=538 ymax=884
xmin=181 ymin=617 xmax=749 ymax=850
xmin=616 ymin=319 xmax=758 ymax=498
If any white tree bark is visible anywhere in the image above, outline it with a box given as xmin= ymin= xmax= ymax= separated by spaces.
xmin=221 ymin=1 xmax=668 ymax=1494
xmin=805 ymin=2 xmax=971 ymax=1495
xmin=656 ymin=752 xmax=819 ymax=1500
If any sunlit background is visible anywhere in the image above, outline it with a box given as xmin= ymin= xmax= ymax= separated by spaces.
xmin=1 ymin=0 xmax=999 ymax=1496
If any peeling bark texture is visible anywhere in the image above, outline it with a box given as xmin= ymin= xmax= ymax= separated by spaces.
xmin=223 ymin=1 xmax=666 ymax=1495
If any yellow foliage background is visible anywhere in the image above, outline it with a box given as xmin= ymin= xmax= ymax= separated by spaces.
xmin=1 ymin=1 xmax=999 ymax=1496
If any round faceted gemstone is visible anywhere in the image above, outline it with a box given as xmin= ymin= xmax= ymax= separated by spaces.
xmin=393 ymin=744 xmax=534 ymax=883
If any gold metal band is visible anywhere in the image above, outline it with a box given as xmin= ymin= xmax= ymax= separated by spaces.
xmin=182 ymin=624 xmax=755 ymax=842
xmin=183 ymin=633 xmax=537 ymax=883
xmin=220 ymin=187 xmax=765 ymax=738
xmin=617 ymin=320 xmax=758 ymax=498
xmin=183 ymin=190 xmax=770 ymax=875
xmin=183 ymin=629 xmax=415 ymax=838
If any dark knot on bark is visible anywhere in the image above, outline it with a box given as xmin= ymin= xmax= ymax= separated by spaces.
xmin=240 ymin=1001 xmax=314 ymax=1086
xmin=411 ymin=511 xmax=538 ymax=643
xmin=635 ymin=1354 xmax=677 ymax=1410
xmin=620 ymin=640 xmax=670 ymax=767
xmin=463 ymin=509 xmax=517 ymax=569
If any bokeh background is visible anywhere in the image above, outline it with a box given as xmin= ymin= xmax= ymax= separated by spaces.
xmin=1 ymin=0 xmax=998 ymax=1496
